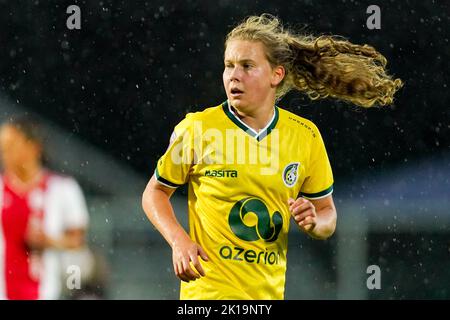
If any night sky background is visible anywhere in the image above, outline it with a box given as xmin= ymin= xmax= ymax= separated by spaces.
xmin=0 ymin=0 xmax=448 ymax=184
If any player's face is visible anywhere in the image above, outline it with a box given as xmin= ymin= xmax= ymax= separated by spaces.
xmin=223 ymin=40 xmax=279 ymax=112
xmin=0 ymin=125 xmax=41 ymax=172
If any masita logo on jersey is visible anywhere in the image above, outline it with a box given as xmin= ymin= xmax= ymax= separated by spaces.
xmin=204 ymin=169 xmax=238 ymax=178
xmin=218 ymin=197 xmax=283 ymax=265
xmin=282 ymin=162 xmax=300 ymax=187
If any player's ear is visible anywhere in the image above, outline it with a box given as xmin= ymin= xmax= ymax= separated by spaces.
xmin=271 ymin=65 xmax=285 ymax=88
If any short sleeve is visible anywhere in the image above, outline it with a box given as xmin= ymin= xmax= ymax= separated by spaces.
xmin=155 ymin=114 xmax=195 ymax=188
xmin=61 ymin=177 xmax=89 ymax=229
xmin=299 ymin=124 xmax=334 ymax=200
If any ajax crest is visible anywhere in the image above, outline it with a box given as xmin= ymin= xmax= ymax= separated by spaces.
xmin=283 ymin=162 xmax=299 ymax=187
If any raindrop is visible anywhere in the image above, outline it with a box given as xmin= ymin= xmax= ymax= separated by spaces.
xmin=61 ymin=40 xmax=69 ymax=50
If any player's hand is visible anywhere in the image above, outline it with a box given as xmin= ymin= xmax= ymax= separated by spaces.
xmin=288 ymin=197 xmax=317 ymax=233
xmin=25 ymin=225 xmax=49 ymax=251
xmin=171 ymin=233 xmax=209 ymax=283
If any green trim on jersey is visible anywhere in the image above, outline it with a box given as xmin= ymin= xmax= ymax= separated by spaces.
xmin=259 ymin=107 xmax=279 ymax=141
xmin=221 ymin=101 xmax=279 ymax=142
xmin=300 ymin=184 xmax=334 ymax=199
xmin=155 ymin=167 xmax=182 ymax=188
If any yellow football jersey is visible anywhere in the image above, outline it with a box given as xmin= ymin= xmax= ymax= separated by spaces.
xmin=155 ymin=100 xmax=334 ymax=300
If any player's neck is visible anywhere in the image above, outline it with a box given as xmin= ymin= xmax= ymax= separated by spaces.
xmin=232 ymin=101 xmax=275 ymax=132
xmin=6 ymin=162 xmax=43 ymax=189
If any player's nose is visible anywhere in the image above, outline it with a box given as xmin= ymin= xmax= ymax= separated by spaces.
xmin=228 ymin=66 xmax=243 ymax=82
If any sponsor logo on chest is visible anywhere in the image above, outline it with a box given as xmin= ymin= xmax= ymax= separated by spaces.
xmin=204 ymin=169 xmax=238 ymax=178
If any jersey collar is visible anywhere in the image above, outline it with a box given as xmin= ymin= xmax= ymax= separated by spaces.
xmin=222 ymin=100 xmax=279 ymax=142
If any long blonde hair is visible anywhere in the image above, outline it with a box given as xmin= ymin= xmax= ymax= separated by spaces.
xmin=225 ymin=14 xmax=403 ymax=108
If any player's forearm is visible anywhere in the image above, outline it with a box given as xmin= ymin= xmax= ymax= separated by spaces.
xmin=47 ymin=231 xmax=85 ymax=250
xmin=26 ymin=230 xmax=83 ymax=251
xmin=142 ymin=187 xmax=189 ymax=248
xmin=307 ymin=206 xmax=337 ymax=240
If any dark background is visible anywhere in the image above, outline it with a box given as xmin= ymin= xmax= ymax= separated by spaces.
xmin=1 ymin=0 xmax=448 ymax=186
xmin=0 ymin=0 xmax=449 ymax=300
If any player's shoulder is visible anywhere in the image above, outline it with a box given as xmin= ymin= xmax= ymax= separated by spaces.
xmin=277 ymin=107 xmax=321 ymax=139
xmin=184 ymin=103 xmax=224 ymax=122
xmin=45 ymin=170 xmax=80 ymax=188
xmin=46 ymin=170 xmax=70 ymax=181
xmin=175 ymin=102 xmax=225 ymax=130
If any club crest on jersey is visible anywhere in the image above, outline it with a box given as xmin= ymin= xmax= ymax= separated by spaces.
xmin=282 ymin=162 xmax=300 ymax=187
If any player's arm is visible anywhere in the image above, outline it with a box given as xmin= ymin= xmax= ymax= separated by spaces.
xmin=142 ymin=175 xmax=209 ymax=282
xmin=26 ymin=177 xmax=89 ymax=251
xmin=26 ymin=226 xmax=86 ymax=250
xmin=288 ymin=194 xmax=336 ymax=240
xmin=53 ymin=228 xmax=86 ymax=249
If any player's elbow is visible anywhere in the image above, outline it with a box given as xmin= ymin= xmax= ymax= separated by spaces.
xmin=323 ymin=218 xmax=337 ymax=240
xmin=141 ymin=185 xmax=152 ymax=216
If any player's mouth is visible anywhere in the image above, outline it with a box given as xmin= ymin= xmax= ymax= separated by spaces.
xmin=230 ymin=88 xmax=244 ymax=97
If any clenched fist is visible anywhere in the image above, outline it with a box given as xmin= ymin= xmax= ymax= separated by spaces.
xmin=288 ymin=197 xmax=317 ymax=233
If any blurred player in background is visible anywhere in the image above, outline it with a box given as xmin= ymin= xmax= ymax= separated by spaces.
xmin=142 ymin=14 xmax=402 ymax=299
xmin=0 ymin=116 xmax=89 ymax=300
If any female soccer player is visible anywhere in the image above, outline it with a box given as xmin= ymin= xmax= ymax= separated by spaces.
xmin=142 ymin=14 xmax=402 ymax=299
xmin=0 ymin=116 xmax=89 ymax=299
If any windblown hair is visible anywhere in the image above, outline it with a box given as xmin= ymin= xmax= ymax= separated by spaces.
xmin=225 ymin=14 xmax=403 ymax=107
